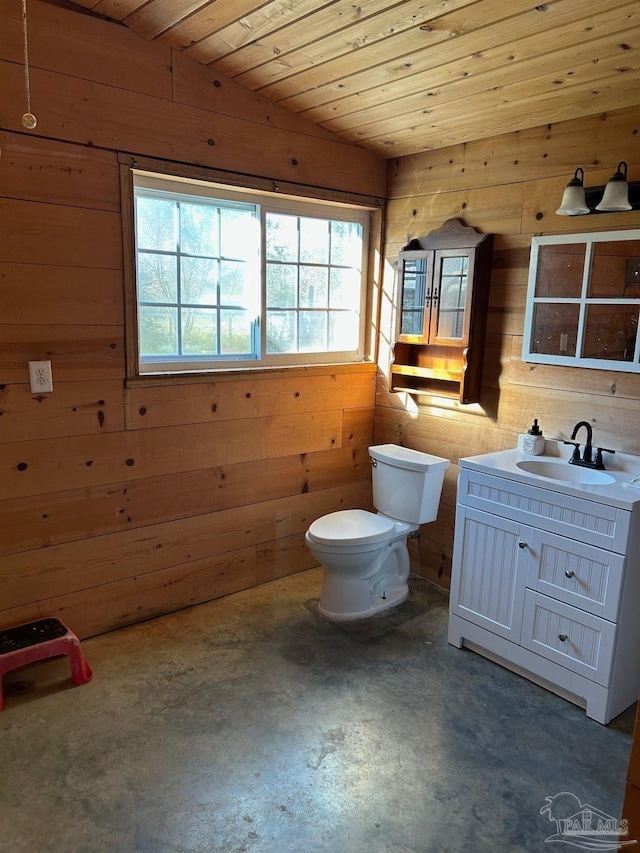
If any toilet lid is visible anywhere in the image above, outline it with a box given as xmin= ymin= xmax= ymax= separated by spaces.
xmin=308 ymin=509 xmax=394 ymax=546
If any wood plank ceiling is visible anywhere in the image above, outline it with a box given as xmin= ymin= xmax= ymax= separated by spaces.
xmin=70 ymin=0 xmax=640 ymax=158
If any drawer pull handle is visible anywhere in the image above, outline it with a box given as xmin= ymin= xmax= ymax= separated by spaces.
xmin=518 ymin=541 xmax=528 ymax=549
xmin=565 ymin=570 xmax=575 ymax=579
xmin=558 ymin=633 xmax=568 ymax=642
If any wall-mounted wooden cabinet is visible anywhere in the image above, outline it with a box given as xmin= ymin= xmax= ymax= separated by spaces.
xmin=391 ymin=219 xmax=493 ymax=404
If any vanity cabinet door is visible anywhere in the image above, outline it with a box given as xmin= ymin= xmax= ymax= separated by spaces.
xmin=450 ymin=506 xmax=529 ymax=642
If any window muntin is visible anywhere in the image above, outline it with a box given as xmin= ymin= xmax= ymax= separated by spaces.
xmin=132 ymin=173 xmax=369 ymax=374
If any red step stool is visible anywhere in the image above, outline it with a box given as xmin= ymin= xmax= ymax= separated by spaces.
xmin=0 ymin=617 xmax=92 ymax=710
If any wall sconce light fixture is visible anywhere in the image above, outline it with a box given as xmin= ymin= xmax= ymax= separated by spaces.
xmin=556 ymin=161 xmax=639 ymax=216
xmin=555 ymin=168 xmax=589 ymax=216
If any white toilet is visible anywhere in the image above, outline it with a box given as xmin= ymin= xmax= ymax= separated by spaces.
xmin=305 ymin=444 xmax=449 ymax=621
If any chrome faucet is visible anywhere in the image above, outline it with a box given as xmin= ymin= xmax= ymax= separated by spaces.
xmin=565 ymin=421 xmax=615 ymax=470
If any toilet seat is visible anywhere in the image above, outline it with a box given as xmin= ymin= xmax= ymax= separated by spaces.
xmin=307 ymin=509 xmax=394 ymax=546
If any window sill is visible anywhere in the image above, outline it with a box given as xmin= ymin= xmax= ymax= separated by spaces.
xmin=125 ymin=360 xmax=376 ymax=388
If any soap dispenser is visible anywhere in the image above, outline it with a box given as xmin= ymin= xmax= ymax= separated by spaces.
xmin=518 ymin=419 xmax=545 ymax=455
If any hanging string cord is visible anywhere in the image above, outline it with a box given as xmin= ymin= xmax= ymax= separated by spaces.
xmin=22 ymin=0 xmax=31 ymax=115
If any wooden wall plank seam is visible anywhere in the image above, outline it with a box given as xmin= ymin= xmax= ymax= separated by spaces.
xmin=0 ymin=446 xmax=373 ymax=557
xmin=36 ymin=546 xmax=260 ymax=640
xmin=0 ymin=380 xmax=125 ymax=443
xmin=124 ymin=372 xmax=376 ymax=430
xmin=0 ymin=411 xmax=345 ymax=501
xmin=0 ymin=325 xmax=125 ymax=384
xmin=0 ymin=62 xmax=386 ymax=198
xmin=0 ymin=482 xmax=370 ymax=610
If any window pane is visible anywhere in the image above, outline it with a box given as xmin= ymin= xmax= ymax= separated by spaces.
xmin=220 ymin=208 xmax=256 ymax=261
xmin=437 ymin=308 xmax=464 ymax=339
xmin=329 ymin=311 xmax=358 ymax=350
xmin=442 ymin=256 xmax=467 ymax=276
xmin=330 ymin=268 xmax=360 ymax=310
xmin=583 ymin=305 xmax=638 ymax=361
xmin=438 ymin=263 xmax=467 ymax=340
xmin=531 ymin=303 xmax=580 ymax=356
xmin=136 ymin=197 xmax=177 ymax=252
xmin=267 ymin=263 xmax=297 ymax=308
xmin=139 ymin=306 xmax=177 ymax=355
xmin=299 ymin=311 xmax=327 ymax=352
xmin=330 ymin=220 xmax=362 ymax=267
xmin=299 ymin=217 xmax=329 ymax=264
xmin=220 ymin=310 xmax=252 ymax=354
xmin=536 ymin=244 xmax=585 ymax=298
xmin=440 ymin=276 xmax=466 ymax=309
xmin=267 ymin=311 xmax=296 ymax=353
xmin=181 ymin=308 xmax=217 ymax=354
xmin=266 ymin=213 xmax=298 ymax=262
xmin=181 ymin=257 xmax=217 ymax=305
xmin=220 ymin=260 xmax=252 ymax=306
xmin=180 ymin=203 xmax=218 ymax=257
xmin=138 ymin=253 xmax=177 ymax=303
xmin=589 ymin=241 xmax=640 ymax=298
xmin=299 ymin=266 xmax=328 ymax=308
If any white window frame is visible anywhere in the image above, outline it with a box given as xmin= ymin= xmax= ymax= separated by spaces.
xmin=128 ymin=169 xmax=372 ymax=377
xmin=522 ymin=229 xmax=640 ymax=372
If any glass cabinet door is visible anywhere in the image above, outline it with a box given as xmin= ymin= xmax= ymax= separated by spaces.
xmin=431 ymin=250 xmax=474 ymax=344
xmin=397 ymin=249 xmax=475 ymax=346
xmin=397 ymin=252 xmax=433 ymax=343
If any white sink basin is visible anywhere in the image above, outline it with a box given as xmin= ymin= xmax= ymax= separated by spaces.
xmin=459 ymin=441 xmax=640 ymax=510
xmin=516 ymin=458 xmax=615 ymax=485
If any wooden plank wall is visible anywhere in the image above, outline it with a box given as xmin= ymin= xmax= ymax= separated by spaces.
xmin=0 ymin=0 xmax=386 ymax=638
xmin=377 ymin=107 xmax=640 ymax=588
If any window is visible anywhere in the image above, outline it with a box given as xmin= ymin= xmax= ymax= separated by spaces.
xmin=522 ymin=229 xmax=640 ymax=372
xmin=131 ymin=172 xmax=371 ymax=375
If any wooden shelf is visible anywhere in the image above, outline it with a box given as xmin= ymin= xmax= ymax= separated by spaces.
xmin=391 ymin=385 xmax=461 ymax=399
xmin=391 ymin=364 xmax=463 ymax=383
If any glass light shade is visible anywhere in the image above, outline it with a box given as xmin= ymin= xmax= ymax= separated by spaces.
xmin=556 ymin=168 xmax=590 ymax=216
xmin=595 ymin=161 xmax=632 ymax=212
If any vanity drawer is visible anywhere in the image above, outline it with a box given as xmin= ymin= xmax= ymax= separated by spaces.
xmin=526 ymin=530 xmax=624 ymax=621
xmin=521 ymin=591 xmax=616 ymax=686
xmin=459 ymin=469 xmax=630 ymax=553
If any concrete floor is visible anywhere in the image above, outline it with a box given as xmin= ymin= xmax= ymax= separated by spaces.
xmin=0 ymin=568 xmax=634 ymax=853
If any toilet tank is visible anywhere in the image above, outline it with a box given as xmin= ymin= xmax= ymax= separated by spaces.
xmin=369 ymin=444 xmax=449 ymax=524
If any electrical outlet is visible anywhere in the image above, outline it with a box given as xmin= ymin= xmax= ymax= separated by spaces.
xmin=29 ymin=360 xmax=53 ymax=393
xmin=626 ymin=258 xmax=640 ymax=285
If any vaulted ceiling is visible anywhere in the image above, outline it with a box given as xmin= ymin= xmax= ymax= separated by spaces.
xmin=71 ymin=0 xmax=640 ymax=159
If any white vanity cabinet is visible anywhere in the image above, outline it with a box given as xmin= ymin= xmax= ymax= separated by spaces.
xmin=448 ymin=460 xmax=640 ymax=724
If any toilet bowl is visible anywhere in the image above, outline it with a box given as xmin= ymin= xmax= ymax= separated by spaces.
xmin=305 ymin=444 xmax=449 ymax=620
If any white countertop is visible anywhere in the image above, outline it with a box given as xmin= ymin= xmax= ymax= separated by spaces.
xmin=459 ymin=440 xmax=640 ymax=511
